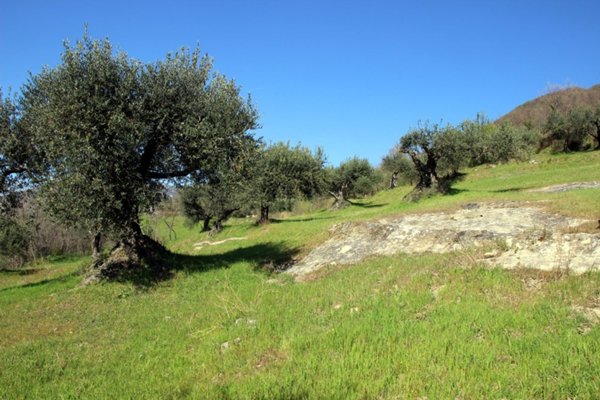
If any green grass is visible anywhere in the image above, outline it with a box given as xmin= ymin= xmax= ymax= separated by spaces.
xmin=1 ymin=150 xmax=600 ymax=399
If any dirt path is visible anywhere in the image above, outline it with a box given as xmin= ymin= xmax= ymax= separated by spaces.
xmin=287 ymin=202 xmax=600 ymax=278
xmin=194 ymin=237 xmax=247 ymax=250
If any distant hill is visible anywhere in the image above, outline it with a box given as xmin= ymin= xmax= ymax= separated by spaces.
xmin=497 ymin=84 xmax=600 ymax=128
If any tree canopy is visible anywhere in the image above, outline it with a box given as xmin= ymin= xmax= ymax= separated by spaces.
xmin=0 ymin=92 xmax=43 ymax=213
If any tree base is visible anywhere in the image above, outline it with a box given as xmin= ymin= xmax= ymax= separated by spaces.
xmin=84 ymin=234 xmax=170 ymax=285
xmin=330 ymin=198 xmax=350 ymax=210
xmin=403 ymin=172 xmax=464 ymax=202
xmin=403 ymin=186 xmax=438 ymax=202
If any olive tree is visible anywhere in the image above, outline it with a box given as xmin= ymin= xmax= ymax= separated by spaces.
xmin=181 ymin=146 xmax=258 ymax=234
xmin=399 ymin=122 xmax=467 ymax=192
xmin=252 ymin=143 xmax=326 ymax=223
xmin=18 ymin=34 xmax=258 ymax=277
xmin=328 ymin=157 xmax=380 ymax=209
xmin=381 ymin=146 xmax=418 ymax=189
xmin=590 ymin=106 xmax=600 ymax=149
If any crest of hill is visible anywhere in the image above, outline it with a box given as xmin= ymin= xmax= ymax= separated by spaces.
xmin=497 ymin=84 xmax=600 ymax=128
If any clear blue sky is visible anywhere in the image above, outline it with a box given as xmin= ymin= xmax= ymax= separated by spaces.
xmin=1 ymin=0 xmax=599 ymax=166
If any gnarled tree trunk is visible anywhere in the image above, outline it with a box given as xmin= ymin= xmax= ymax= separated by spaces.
xmin=329 ymin=183 xmax=349 ymax=209
xmin=85 ymin=219 xmax=169 ymax=284
xmin=389 ymin=171 xmax=399 ymax=189
xmin=202 ymin=216 xmax=211 ymax=232
xmin=210 ymin=208 xmax=239 ymax=235
xmin=91 ymin=232 xmax=102 ymax=261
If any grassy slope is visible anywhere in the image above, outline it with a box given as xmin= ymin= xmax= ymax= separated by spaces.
xmin=1 ymin=151 xmax=600 ymax=399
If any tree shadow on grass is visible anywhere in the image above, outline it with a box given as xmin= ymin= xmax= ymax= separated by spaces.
xmin=489 ymin=187 xmax=527 ymax=193
xmin=269 ymin=216 xmax=335 ymax=223
xmin=170 ymin=242 xmax=299 ymax=274
xmin=438 ymin=172 xmax=469 ymax=196
xmin=0 ymin=268 xmax=43 ymax=276
xmin=3 ymin=242 xmax=300 ymax=290
xmin=348 ymin=201 xmax=387 ymax=208
xmin=445 ymin=187 xmax=468 ymax=196
xmin=0 ymin=270 xmax=80 ymax=293
xmin=115 ymin=242 xmax=300 ymax=288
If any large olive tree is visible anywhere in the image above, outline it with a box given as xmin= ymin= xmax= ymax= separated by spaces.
xmin=18 ymin=34 xmax=258 ymax=277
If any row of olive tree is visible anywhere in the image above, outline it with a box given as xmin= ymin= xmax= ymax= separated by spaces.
xmin=179 ymin=142 xmax=381 ymax=232
xmin=382 ymin=115 xmax=539 ymax=197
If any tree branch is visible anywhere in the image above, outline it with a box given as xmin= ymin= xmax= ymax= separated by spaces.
xmin=139 ymin=138 xmax=158 ymax=177
xmin=147 ymin=168 xmax=193 ymax=179
xmin=0 ymin=165 xmax=27 ymax=191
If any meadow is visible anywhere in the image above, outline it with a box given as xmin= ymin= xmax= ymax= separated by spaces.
xmin=1 ymin=150 xmax=599 ymax=399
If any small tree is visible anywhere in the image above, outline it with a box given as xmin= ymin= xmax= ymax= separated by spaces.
xmin=328 ymin=157 xmax=379 ymax=209
xmin=252 ymin=143 xmax=326 ymax=223
xmin=460 ymin=114 xmax=498 ymax=166
xmin=545 ymin=108 xmax=590 ymax=152
xmin=180 ymin=186 xmax=212 ymax=232
xmin=18 ymin=34 xmax=259 ymax=278
xmin=461 ymin=114 xmax=539 ymax=165
xmin=381 ymin=146 xmax=418 ymax=189
xmin=181 ymin=148 xmax=257 ymax=234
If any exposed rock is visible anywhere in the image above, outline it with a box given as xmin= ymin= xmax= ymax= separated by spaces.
xmin=484 ymin=251 xmax=498 ymax=259
xmin=220 ymin=337 xmax=242 ymax=353
xmin=288 ymin=202 xmax=600 ymax=278
xmin=528 ymin=181 xmax=600 ymax=193
xmin=220 ymin=341 xmax=230 ymax=353
xmin=572 ymin=304 xmax=600 ymax=334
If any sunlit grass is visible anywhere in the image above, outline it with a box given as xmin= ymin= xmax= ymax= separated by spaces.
xmin=1 ymin=150 xmax=599 ymax=398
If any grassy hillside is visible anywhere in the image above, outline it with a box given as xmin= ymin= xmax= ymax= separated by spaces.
xmin=1 ymin=151 xmax=600 ymax=399
xmin=497 ymin=84 xmax=600 ymax=128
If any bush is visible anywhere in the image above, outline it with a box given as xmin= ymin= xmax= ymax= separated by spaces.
xmin=0 ymin=215 xmax=30 ymax=269
xmin=0 ymin=194 xmax=91 ymax=269
xmin=544 ymin=107 xmax=597 ymax=152
xmin=461 ymin=116 xmax=539 ymax=166
xmin=381 ymin=150 xmax=419 ymax=188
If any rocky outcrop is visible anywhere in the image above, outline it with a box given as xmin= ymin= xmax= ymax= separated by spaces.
xmin=288 ymin=202 xmax=600 ymax=278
